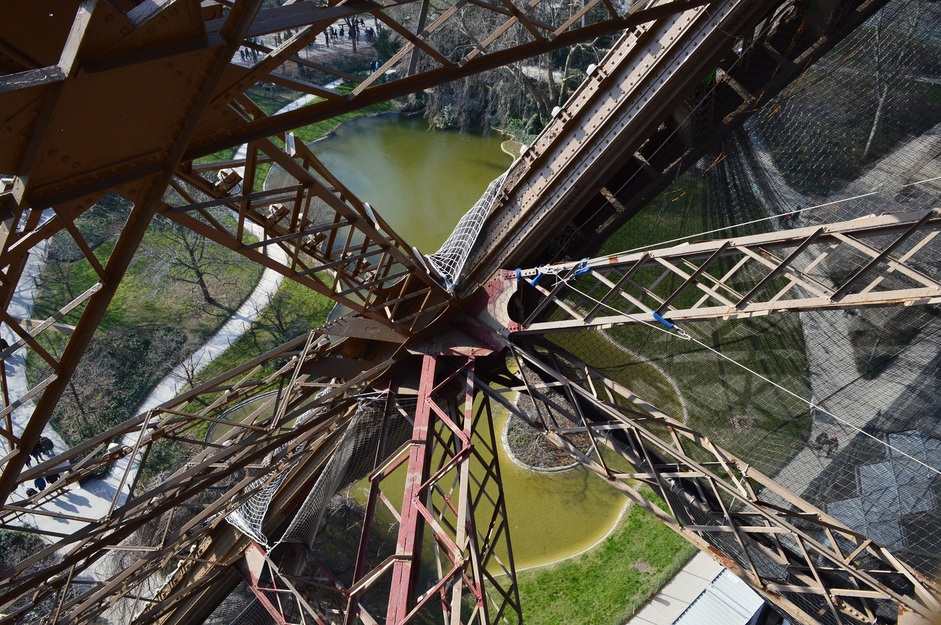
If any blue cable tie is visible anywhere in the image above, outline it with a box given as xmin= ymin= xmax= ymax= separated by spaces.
xmin=516 ymin=268 xmax=522 ymax=282
xmin=651 ymin=311 xmax=675 ymax=330
xmin=573 ymin=258 xmax=591 ymax=276
xmin=530 ymin=270 xmax=543 ymax=287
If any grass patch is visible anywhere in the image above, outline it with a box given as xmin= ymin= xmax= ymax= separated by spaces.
xmin=517 ymin=488 xmax=696 ymax=625
xmin=598 ymin=176 xmax=707 ymax=256
xmin=28 ymin=206 xmax=264 ymax=449
xmin=192 ymin=279 xmax=334 ymax=385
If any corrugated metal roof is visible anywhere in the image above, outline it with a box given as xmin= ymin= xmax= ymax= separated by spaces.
xmin=673 ymin=568 xmax=764 ymax=625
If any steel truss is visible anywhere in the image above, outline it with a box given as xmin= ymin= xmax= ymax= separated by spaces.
xmin=0 ymin=0 xmax=709 ymax=514
xmin=0 ymin=331 xmax=379 ymax=623
xmin=483 ymin=341 xmax=941 ymax=625
xmin=460 ymin=0 xmax=890 ymax=286
xmin=1 ymin=0 xmax=939 ymax=623
xmin=492 ymin=209 xmax=941 ymax=335
xmin=165 ymin=134 xmax=449 ymax=333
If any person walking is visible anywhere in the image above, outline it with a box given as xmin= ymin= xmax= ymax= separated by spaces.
xmin=30 ymin=441 xmax=43 ymax=466
xmin=39 ymin=435 xmax=54 ymax=458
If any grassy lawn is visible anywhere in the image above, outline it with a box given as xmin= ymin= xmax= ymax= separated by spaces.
xmin=598 ymin=176 xmax=706 ymax=256
xmin=517 ymin=489 xmax=697 ymax=625
xmin=27 ymin=205 xmax=264 ymax=447
xmin=194 ymin=279 xmax=334 ymax=385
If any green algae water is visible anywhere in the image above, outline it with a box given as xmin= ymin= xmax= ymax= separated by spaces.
xmin=311 ymin=112 xmax=512 ymax=252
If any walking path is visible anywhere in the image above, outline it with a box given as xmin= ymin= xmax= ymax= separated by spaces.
xmin=2 ymin=224 xmax=285 ymax=540
xmin=0 ymin=91 xmax=347 ymax=538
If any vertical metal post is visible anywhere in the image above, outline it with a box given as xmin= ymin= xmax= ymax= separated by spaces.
xmin=386 ymin=355 xmax=436 ymax=623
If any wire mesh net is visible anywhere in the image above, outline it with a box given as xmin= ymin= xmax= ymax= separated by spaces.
xmin=217 ymin=394 xmax=416 ymax=625
xmin=561 ymin=0 xmax=941 ymax=583
xmin=427 ymin=173 xmax=507 ymax=291
xmin=225 ymin=469 xmax=291 ymax=550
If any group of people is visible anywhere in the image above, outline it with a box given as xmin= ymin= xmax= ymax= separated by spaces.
xmin=235 ymin=20 xmax=380 ymax=64
xmin=24 ymin=435 xmax=60 ymax=498
xmin=26 ymin=435 xmax=54 ymax=467
xmin=328 ymin=19 xmax=376 ymax=44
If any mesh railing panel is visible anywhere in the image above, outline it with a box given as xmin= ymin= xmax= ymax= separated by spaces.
xmin=427 ymin=173 xmax=507 ymax=291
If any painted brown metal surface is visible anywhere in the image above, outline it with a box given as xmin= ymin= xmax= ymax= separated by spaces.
xmin=0 ymin=0 xmax=938 ymax=623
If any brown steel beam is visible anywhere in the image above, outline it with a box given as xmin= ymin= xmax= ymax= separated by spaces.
xmin=186 ymin=0 xmax=715 ymax=161
xmin=496 ymin=209 xmax=941 ymax=335
xmin=0 ymin=0 xmax=268 ymax=509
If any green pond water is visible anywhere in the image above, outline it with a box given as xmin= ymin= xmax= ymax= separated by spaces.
xmin=302 ymin=112 xmax=627 ymax=569
xmin=310 ymin=112 xmax=511 ymax=253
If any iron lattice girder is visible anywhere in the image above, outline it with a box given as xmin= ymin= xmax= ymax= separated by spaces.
xmin=459 ymin=0 xmax=790 ymax=287
xmin=490 ymin=209 xmax=941 ymax=336
xmin=487 ymin=342 xmax=941 ymax=625
xmin=149 ymin=353 xmax=522 ymax=625
xmin=183 ymin=0 xmax=717 ymax=161
xmin=164 ymin=134 xmax=449 ymax=335
xmin=0 ymin=0 xmax=271 ymax=514
xmin=0 ymin=0 xmax=935 ymax=624
xmin=0 ymin=0 xmax=707 ymax=212
xmin=379 ymin=354 xmax=520 ymax=625
xmin=0 ymin=331 xmax=386 ymax=624
xmin=459 ymin=0 xmax=888 ymax=285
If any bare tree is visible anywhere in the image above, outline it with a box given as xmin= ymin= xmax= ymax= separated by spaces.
xmin=255 ymin=289 xmax=309 ymax=345
xmin=172 ymin=352 xmax=206 ymax=390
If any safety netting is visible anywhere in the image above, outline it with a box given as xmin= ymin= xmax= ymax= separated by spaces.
xmin=554 ymin=0 xmax=941 ymax=596
xmin=426 ymin=173 xmax=507 ymax=291
xmin=209 ymin=394 xmax=414 ymax=625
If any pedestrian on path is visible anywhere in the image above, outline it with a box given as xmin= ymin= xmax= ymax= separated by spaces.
xmin=30 ymin=441 xmax=43 ymax=465
xmin=39 ymin=435 xmax=54 ymax=458
xmin=34 ymin=477 xmax=46 ymax=491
